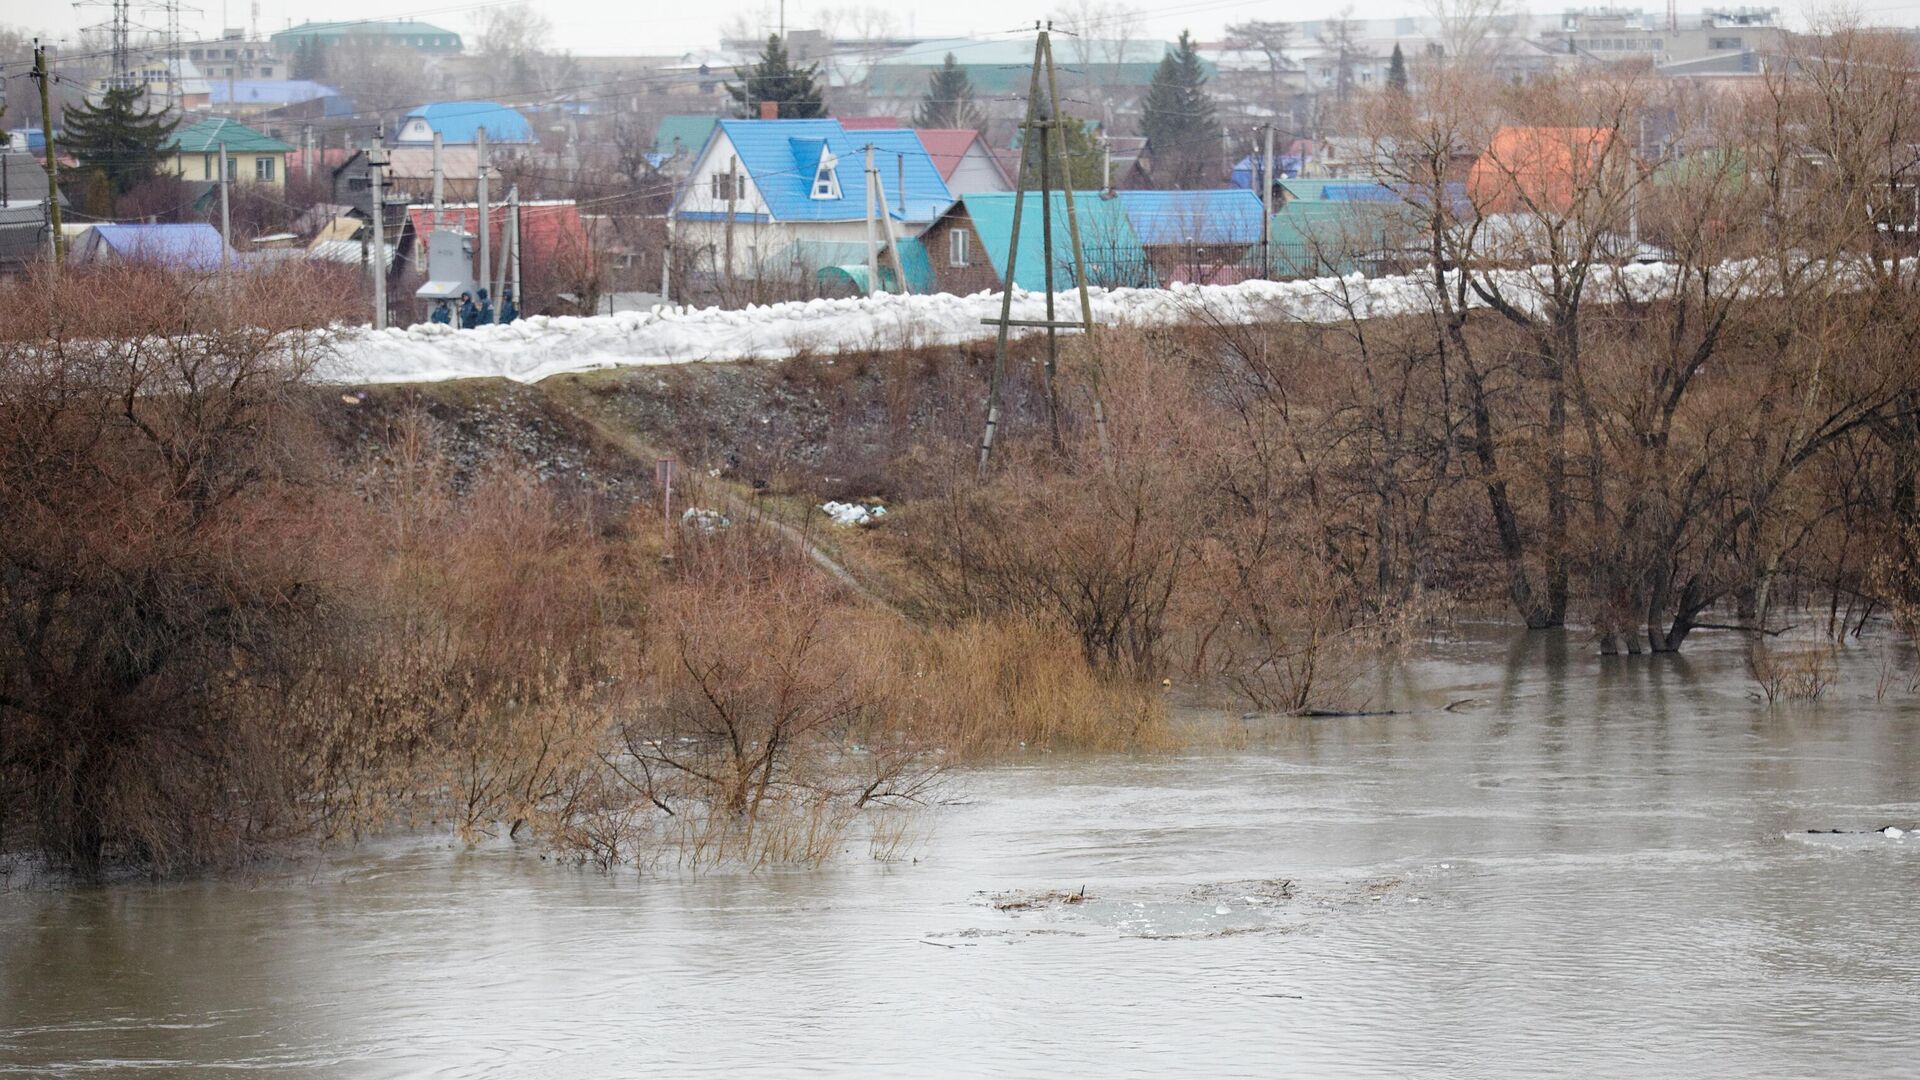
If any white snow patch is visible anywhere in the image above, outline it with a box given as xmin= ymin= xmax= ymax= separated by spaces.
xmin=312 ymin=260 xmax=1721 ymax=387
xmin=821 ymin=501 xmax=886 ymax=527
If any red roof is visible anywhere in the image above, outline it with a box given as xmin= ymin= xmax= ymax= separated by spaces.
xmin=287 ymin=147 xmax=353 ymax=176
xmin=405 ymin=200 xmax=589 ymax=268
xmin=914 ymin=129 xmax=990 ymax=184
xmin=839 ymin=116 xmax=904 ymax=130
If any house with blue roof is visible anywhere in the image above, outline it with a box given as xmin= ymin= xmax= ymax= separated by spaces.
xmin=921 ymin=192 xmax=1152 ymax=295
xmin=395 ymin=102 xmax=534 ymax=146
xmin=669 ymin=119 xmax=953 ymax=287
xmin=1112 ymin=189 xmax=1267 ymax=284
xmin=69 ymin=224 xmax=235 ymax=272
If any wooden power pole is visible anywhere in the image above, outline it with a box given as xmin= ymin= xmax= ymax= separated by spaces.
xmin=31 ymin=42 xmax=63 ymax=269
xmin=977 ymin=25 xmax=1107 ymax=476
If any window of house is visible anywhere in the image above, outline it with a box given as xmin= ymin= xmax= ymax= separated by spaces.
xmin=949 ymin=228 xmax=970 ymax=267
xmin=226 ymin=155 xmax=237 ymax=181
xmin=256 ymin=157 xmax=275 ymax=181
xmin=709 ymin=171 xmax=746 ymax=201
xmin=810 ymin=151 xmax=840 ymax=200
xmin=1710 ymin=36 xmax=1742 ymax=50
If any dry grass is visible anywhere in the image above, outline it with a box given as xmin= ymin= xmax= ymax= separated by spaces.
xmin=860 ymin=617 xmax=1172 ymax=757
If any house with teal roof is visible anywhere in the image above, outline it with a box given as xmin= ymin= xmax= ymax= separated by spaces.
xmin=921 ymin=192 xmax=1152 ymax=295
xmin=163 ymin=117 xmax=294 ymax=188
xmin=669 ymin=118 xmax=953 ymax=287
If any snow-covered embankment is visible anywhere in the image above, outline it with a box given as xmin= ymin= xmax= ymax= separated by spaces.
xmin=315 ymin=263 xmax=1686 ymax=386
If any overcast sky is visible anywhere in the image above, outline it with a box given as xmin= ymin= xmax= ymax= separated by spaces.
xmin=19 ymin=0 xmax=1920 ymax=59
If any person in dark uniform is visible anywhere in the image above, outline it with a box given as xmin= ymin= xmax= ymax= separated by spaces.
xmin=459 ymin=292 xmax=478 ymax=329
xmin=430 ymin=299 xmax=453 ymax=325
xmin=476 ymin=288 xmax=494 ymax=326
xmin=499 ymin=287 xmax=518 ymax=324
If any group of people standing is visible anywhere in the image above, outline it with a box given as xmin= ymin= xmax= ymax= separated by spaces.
xmin=430 ymin=287 xmax=519 ymax=329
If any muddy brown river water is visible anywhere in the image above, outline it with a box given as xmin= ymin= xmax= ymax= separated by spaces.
xmin=3 ymin=627 xmax=1917 ymax=1077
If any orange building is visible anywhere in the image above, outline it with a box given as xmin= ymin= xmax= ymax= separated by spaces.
xmin=1468 ymin=127 xmax=1622 ymax=214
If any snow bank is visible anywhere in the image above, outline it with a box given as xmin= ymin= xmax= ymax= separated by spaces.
xmin=312 ymin=262 xmax=1698 ymax=386
xmin=820 ymin=501 xmax=886 ymax=527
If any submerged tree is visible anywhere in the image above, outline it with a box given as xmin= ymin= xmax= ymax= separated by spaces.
xmin=913 ymin=53 xmax=985 ymax=131
xmin=62 ymin=87 xmax=178 ymax=199
xmin=727 ymin=35 xmax=825 ymax=119
xmin=1141 ymin=30 xmax=1218 ymax=188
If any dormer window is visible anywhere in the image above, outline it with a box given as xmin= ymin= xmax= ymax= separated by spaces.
xmin=811 ymin=151 xmax=840 ymax=200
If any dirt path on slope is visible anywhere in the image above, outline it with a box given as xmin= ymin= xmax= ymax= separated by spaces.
xmin=539 ymin=381 xmax=894 ymax=611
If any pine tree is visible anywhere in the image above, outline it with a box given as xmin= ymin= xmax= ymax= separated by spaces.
xmin=1017 ymin=116 xmax=1105 ymax=191
xmin=292 ymin=37 xmax=326 ymax=82
xmin=912 ymin=53 xmax=984 ymax=131
xmin=1140 ymin=30 xmax=1217 ymax=189
xmin=726 ymin=35 xmax=825 ymax=120
xmin=62 ymin=87 xmax=178 ymax=198
xmin=1387 ymin=43 xmax=1409 ymax=95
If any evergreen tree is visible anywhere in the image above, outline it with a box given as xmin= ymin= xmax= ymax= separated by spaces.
xmin=292 ymin=37 xmax=326 ymax=81
xmin=912 ymin=53 xmax=984 ymax=131
xmin=62 ymin=87 xmax=178 ymax=199
xmin=1017 ymin=115 xmax=1105 ymax=191
xmin=1387 ymin=43 xmax=1409 ymax=95
xmin=726 ymin=35 xmax=825 ymax=120
xmin=1140 ymin=30 xmax=1217 ymax=189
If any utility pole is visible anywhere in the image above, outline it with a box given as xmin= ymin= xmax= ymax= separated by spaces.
xmin=494 ymin=184 xmax=515 ymax=317
xmin=1259 ymin=123 xmax=1275 ymax=279
xmin=303 ymin=124 xmax=314 ymax=183
xmin=31 ymin=42 xmax=62 ymax=269
xmin=218 ymin=142 xmax=231 ymax=273
xmin=723 ymin=156 xmax=738 ymax=287
xmin=979 ymin=25 xmax=1106 ymax=473
xmin=1042 ymin=28 xmax=1106 ymax=457
xmin=863 ymin=144 xmax=880 ymax=295
xmin=368 ymin=144 xmax=389 ymax=329
xmin=510 ymin=190 xmax=522 ymax=315
xmin=871 ymin=150 xmax=908 ymax=293
xmin=661 ymin=213 xmax=674 ymax=302
xmin=476 ymin=125 xmax=490 ymax=316
xmin=430 ymin=129 xmax=444 ymax=229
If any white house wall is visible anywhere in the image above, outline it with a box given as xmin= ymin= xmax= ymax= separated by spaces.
xmin=677 ymin=132 xmax=772 ymax=218
xmin=947 ymin=145 xmax=1013 ymax=194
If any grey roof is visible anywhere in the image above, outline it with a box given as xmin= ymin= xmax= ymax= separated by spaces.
xmin=0 ymin=152 xmax=66 ymax=207
xmin=0 ymin=204 xmax=50 ymax=266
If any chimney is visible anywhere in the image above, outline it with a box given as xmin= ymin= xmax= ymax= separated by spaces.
xmin=759 ymin=101 xmax=779 ymax=121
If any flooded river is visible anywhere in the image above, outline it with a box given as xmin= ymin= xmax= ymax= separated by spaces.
xmin=3 ymin=628 xmax=1917 ymax=1077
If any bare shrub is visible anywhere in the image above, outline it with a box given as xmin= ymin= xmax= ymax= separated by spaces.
xmin=1745 ymin=643 xmax=1838 ymax=705
xmin=0 ymin=264 xmax=357 ymax=874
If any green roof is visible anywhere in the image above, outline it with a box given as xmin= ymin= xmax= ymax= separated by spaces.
xmin=1251 ymin=199 xmax=1397 ymax=279
xmin=958 ymin=191 xmax=1152 ymax=290
xmin=867 ymin=37 xmax=1193 ymax=97
xmin=165 ymin=117 xmax=293 ymax=154
xmin=270 ymin=20 xmax=462 ymax=49
xmin=653 ymin=115 xmax=719 ymax=158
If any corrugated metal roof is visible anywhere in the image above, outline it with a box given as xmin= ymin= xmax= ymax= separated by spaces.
xmin=81 ymin=224 xmax=233 ymax=270
xmin=166 ymin=118 xmax=294 ymax=154
xmin=704 ymin=119 xmax=953 ymax=224
xmin=957 ymin=191 xmax=1149 ymax=291
xmin=1114 ymin=189 xmax=1265 ymax=246
xmin=209 ymin=80 xmax=341 ymax=105
xmin=914 ymin=129 xmax=1005 ymax=185
xmin=653 ymin=115 xmax=719 ymax=158
xmin=399 ymin=102 xmax=534 ymax=144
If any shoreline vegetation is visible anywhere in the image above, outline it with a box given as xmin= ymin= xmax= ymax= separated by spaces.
xmin=10 ymin=33 xmax=1920 ymax=877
